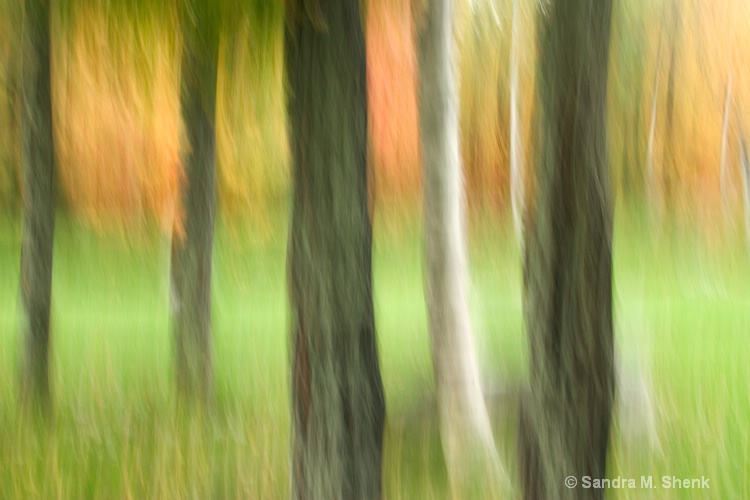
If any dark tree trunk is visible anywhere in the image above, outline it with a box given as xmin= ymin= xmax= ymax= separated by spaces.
xmin=519 ymin=1 xmax=615 ymax=499
xmin=171 ymin=1 xmax=219 ymax=403
xmin=286 ymin=1 xmax=386 ymax=498
xmin=19 ymin=0 xmax=56 ymax=410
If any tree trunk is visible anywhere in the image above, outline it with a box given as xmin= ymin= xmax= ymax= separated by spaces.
xmin=417 ymin=0 xmax=503 ymax=495
xmin=509 ymin=0 xmax=525 ymax=250
xmin=519 ymin=1 xmax=615 ymax=499
xmin=286 ymin=1 xmax=386 ymax=498
xmin=3 ymin=28 xmax=22 ymax=211
xmin=171 ymin=1 xmax=219 ymax=403
xmin=628 ymin=80 xmax=643 ymax=194
xmin=662 ymin=0 xmax=680 ymax=210
xmin=19 ymin=0 xmax=56 ymax=411
xmin=646 ymin=45 xmax=661 ymax=204
xmin=720 ymin=73 xmax=732 ymax=212
xmin=739 ymin=138 xmax=750 ymax=247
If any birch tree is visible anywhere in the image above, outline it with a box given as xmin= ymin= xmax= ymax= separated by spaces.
xmin=286 ymin=0 xmax=386 ymax=497
xmin=662 ymin=0 xmax=680 ymax=209
xmin=646 ymin=43 xmax=661 ymax=204
xmin=738 ymin=114 xmax=750 ymax=247
xmin=720 ymin=73 xmax=732 ymax=212
xmin=418 ymin=0 xmax=503 ymax=494
xmin=519 ymin=0 xmax=615 ymax=498
xmin=509 ymin=0 xmax=525 ymax=249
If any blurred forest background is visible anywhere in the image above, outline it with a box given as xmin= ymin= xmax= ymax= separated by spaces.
xmin=1 ymin=0 xmax=749 ymax=230
xmin=1 ymin=0 xmax=749 ymax=498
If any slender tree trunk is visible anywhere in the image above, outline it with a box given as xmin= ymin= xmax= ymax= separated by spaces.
xmin=739 ymin=137 xmax=750 ymax=247
xmin=720 ymin=73 xmax=732 ymax=212
xmin=3 ymin=33 xmax=22 ymax=210
xmin=629 ymin=80 xmax=643 ymax=193
xmin=19 ymin=0 xmax=56 ymax=411
xmin=662 ymin=0 xmax=680 ymax=209
xmin=286 ymin=1 xmax=385 ymax=498
xmin=663 ymin=49 xmax=676 ymax=206
xmin=646 ymin=46 xmax=661 ymax=203
xmin=519 ymin=1 xmax=615 ymax=498
xmin=417 ymin=0 xmax=503 ymax=494
xmin=509 ymin=0 xmax=525 ymax=250
xmin=171 ymin=1 xmax=219 ymax=403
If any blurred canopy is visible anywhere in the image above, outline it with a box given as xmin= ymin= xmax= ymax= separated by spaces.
xmin=1 ymin=0 xmax=750 ymax=236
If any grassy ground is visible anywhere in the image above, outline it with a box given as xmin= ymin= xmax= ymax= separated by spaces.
xmin=0 ymin=205 xmax=748 ymax=498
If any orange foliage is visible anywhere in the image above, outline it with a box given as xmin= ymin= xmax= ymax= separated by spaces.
xmin=457 ymin=4 xmax=505 ymax=212
xmin=52 ymin=5 xmax=182 ymax=233
xmin=366 ymin=0 xmax=536 ymax=216
xmin=366 ymin=0 xmax=421 ymax=208
xmin=627 ymin=0 xmax=750 ymax=231
xmin=20 ymin=0 xmax=750 ymax=239
xmin=215 ymin=16 xmax=289 ymax=228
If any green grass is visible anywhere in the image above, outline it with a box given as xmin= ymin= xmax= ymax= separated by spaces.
xmin=0 ymin=205 xmax=748 ymax=498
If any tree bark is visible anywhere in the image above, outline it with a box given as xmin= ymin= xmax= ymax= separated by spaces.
xmin=509 ymin=0 xmax=525 ymax=250
xmin=627 ymin=80 xmax=643 ymax=194
xmin=739 ymin=137 xmax=750 ymax=247
xmin=646 ymin=45 xmax=661 ymax=204
xmin=2 ymin=26 xmax=22 ymax=211
xmin=286 ymin=1 xmax=386 ymax=498
xmin=417 ymin=0 xmax=503 ymax=494
xmin=19 ymin=0 xmax=56 ymax=411
xmin=519 ymin=1 xmax=615 ymax=499
xmin=171 ymin=0 xmax=219 ymax=403
xmin=720 ymin=73 xmax=732 ymax=212
xmin=662 ymin=0 xmax=680 ymax=209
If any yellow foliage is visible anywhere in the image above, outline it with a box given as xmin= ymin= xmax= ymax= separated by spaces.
xmin=52 ymin=4 xmax=182 ymax=233
xmin=215 ymin=15 xmax=289 ymax=229
xmin=367 ymin=0 xmax=421 ymax=208
xmin=1 ymin=0 xmax=747 ymax=238
xmin=619 ymin=0 xmax=750 ymax=229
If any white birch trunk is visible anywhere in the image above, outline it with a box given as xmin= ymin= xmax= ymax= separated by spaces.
xmin=646 ymin=51 xmax=661 ymax=201
xmin=418 ymin=0 xmax=504 ymax=493
xmin=739 ymin=139 xmax=750 ymax=247
xmin=509 ymin=0 xmax=525 ymax=251
xmin=615 ymin=293 xmax=661 ymax=454
xmin=720 ymin=74 xmax=732 ymax=212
